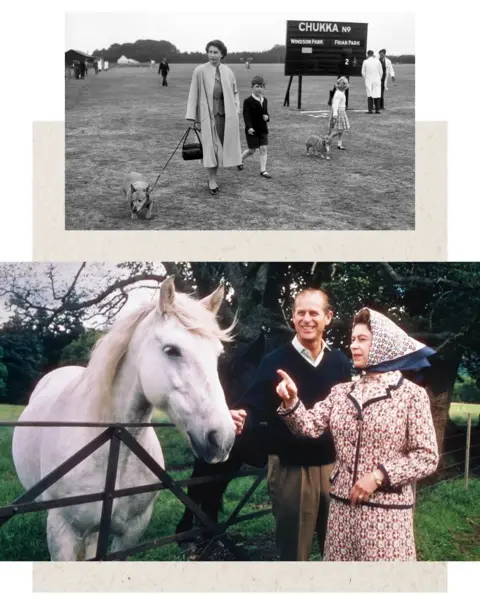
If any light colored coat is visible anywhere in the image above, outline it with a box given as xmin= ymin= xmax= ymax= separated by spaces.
xmin=361 ymin=56 xmax=383 ymax=98
xmin=186 ymin=62 xmax=242 ymax=168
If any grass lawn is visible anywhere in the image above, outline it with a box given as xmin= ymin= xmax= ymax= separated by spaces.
xmin=1 ymin=401 xmax=477 ymax=561
xmin=65 ymin=63 xmax=414 ymax=231
xmin=450 ymin=402 xmax=480 ymax=427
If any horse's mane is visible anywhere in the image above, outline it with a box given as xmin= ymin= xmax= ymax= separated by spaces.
xmin=79 ymin=292 xmax=235 ymax=418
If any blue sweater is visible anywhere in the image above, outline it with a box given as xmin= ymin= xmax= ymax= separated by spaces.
xmin=236 ymin=342 xmax=352 ymax=466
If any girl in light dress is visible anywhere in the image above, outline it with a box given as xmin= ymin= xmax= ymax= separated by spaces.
xmin=329 ymin=76 xmax=350 ymax=151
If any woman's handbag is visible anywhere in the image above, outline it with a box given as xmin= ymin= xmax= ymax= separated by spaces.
xmin=182 ymin=125 xmax=203 ymax=161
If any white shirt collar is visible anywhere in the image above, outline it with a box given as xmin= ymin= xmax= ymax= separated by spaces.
xmin=292 ymin=335 xmax=331 ymax=367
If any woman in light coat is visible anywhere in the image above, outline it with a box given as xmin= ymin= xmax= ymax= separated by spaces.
xmin=186 ymin=39 xmax=242 ymax=195
xmin=276 ymin=308 xmax=439 ymax=561
xmin=361 ymin=50 xmax=383 ymax=114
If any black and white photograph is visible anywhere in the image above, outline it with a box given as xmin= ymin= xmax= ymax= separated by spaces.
xmin=65 ymin=12 xmax=415 ymax=231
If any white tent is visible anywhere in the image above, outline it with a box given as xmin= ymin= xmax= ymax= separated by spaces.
xmin=117 ymin=55 xmax=140 ymax=65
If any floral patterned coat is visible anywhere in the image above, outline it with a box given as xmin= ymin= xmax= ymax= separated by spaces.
xmin=278 ymin=370 xmax=439 ymax=509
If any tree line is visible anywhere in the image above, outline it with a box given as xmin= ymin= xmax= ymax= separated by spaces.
xmin=91 ymin=39 xmax=415 ymax=64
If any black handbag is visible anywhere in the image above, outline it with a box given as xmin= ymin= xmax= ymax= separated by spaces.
xmin=182 ymin=126 xmax=203 ymax=161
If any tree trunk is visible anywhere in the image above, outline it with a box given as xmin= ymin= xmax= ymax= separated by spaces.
xmin=423 ymin=352 xmax=462 ymax=461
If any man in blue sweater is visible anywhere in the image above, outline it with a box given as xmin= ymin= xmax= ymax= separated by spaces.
xmin=231 ymin=288 xmax=351 ymax=561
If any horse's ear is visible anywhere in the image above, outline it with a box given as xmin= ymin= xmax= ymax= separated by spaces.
xmin=158 ymin=275 xmax=175 ymax=314
xmin=200 ymin=285 xmax=224 ymax=315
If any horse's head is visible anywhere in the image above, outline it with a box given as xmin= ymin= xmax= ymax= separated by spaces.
xmin=136 ymin=277 xmax=235 ymax=464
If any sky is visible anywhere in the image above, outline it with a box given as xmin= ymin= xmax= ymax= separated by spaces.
xmin=0 ymin=263 xmax=166 ymax=328
xmin=65 ymin=11 xmax=414 ymax=56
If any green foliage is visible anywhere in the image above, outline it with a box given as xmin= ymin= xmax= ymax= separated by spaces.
xmin=0 ymin=346 xmax=7 ymax=398
xmin=0 ymin=326 xmax=44 ymax=404
xmin=453 ymin=376 xmax=480 ymax=403
xmin=59 ymin=329 xmax=104 ymax=367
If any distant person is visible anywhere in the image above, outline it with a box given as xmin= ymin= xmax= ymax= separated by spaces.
xmin=379 ymin=49 xmax=396 ymax=110
xmin=80 ymin=60 xmax=86 ymax=79
xmin=94 ymin=60 xmax=99 ymax=75
xmin=104 ymin=60 xmax=109 ymax=71
xmin=186 ymin=39 xmax=242 ymax=195
xmin=158 ymin=57 xmax=170 ymax=86
xmin=245 ymin=60 xmax=250 ymax=70
xmin=329 ymin=77 xmax=350 ymax=151
xmin=238 ymin=75 xmax=272 ymax=179
xmin=361 ymin=50 xmax=383 ymax=114
xmin=98 ymin=58 xmax=103 ymax=72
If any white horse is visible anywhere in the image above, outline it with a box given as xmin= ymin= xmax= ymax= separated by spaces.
xmin=12 ymin=276 xmax=236 ymax=561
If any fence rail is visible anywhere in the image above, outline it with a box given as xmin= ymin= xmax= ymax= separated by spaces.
xmin=1 ymin=413 xmax=479 ymax=561
xmin=0 ymin=420 xmax=269 ymax=561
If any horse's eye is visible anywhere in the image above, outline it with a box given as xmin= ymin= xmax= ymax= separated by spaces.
xmin=163 ymin=345 xmax=182 ymax=357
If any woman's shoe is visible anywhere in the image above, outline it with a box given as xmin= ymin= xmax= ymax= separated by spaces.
xmin=337 ymin=146 xmax=347 ymax=150
xmin=237 ymin=164 xmax=244 ymax=170
xmin=207 ymin=181 xmax=219 ymax=194
xmin=260 ymin=171 xmax=272 ymax=179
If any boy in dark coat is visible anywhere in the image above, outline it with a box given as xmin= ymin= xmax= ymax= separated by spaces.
xmin=238 ymin=75 xmax=272 ymax=178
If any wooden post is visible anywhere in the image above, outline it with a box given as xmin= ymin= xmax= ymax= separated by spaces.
xmin=297 ymin=75 xmax=303 ymax=110
xmin=283 ymin=76 xmax=293 ymax=107
xmin=465 ymin=413 xmax=472 ymax=489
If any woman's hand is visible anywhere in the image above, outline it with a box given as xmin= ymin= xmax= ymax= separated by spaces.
xmin=276 ymin=369 xmax=298 ymax=408
xmin=262 ymin=114 xmax=269 ymax=122
xmin=349 ymin=471 xmax=381 ymax=505
xmin=248 ymin=128 xmax=255 ymax=135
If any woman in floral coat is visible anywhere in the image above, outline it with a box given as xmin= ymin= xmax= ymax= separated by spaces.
xmin=276 ymin=308 xmax=439 ymax=561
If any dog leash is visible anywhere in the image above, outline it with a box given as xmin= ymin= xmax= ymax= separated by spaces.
xmin=149 ymin=121 xmax=202 ymax=195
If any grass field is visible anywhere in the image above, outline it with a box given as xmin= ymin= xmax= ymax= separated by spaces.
xmin=65 ymin=63 xmax=415 ymax=231
xmin=450 ymin=402 xmax=480 ymax=427
xmin=3 ymin=400 xmax=477 ymax=561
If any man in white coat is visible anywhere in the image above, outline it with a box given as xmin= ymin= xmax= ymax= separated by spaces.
xmin=361 ymin=50 xmax=383 ymax=114
xmin=379 ymin=49 xmax=396 ymax=110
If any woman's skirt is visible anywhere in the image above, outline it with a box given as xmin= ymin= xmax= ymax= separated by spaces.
xmin=329 ymin=107 xmax=350 ymax=131
xmin=324 ymin=498 xmax=416 ymax=561
xmin=214 ymin=114 xmax=225 ymax=145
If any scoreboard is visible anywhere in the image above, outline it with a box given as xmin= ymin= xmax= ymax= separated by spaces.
xmin=285 ymin=21 xmax=368 ymax=76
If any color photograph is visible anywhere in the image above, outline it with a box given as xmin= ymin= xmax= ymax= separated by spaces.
xmin=1 ymin=262 xmax=478 ymax=562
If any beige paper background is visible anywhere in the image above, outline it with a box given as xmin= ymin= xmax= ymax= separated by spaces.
xmin=32 ymin=561 xmax=447 ymax=592
xmin=33 ymin=121 xmax=447 ymax=261
xmin=29 ymin=120 xmax=448 ymax=591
